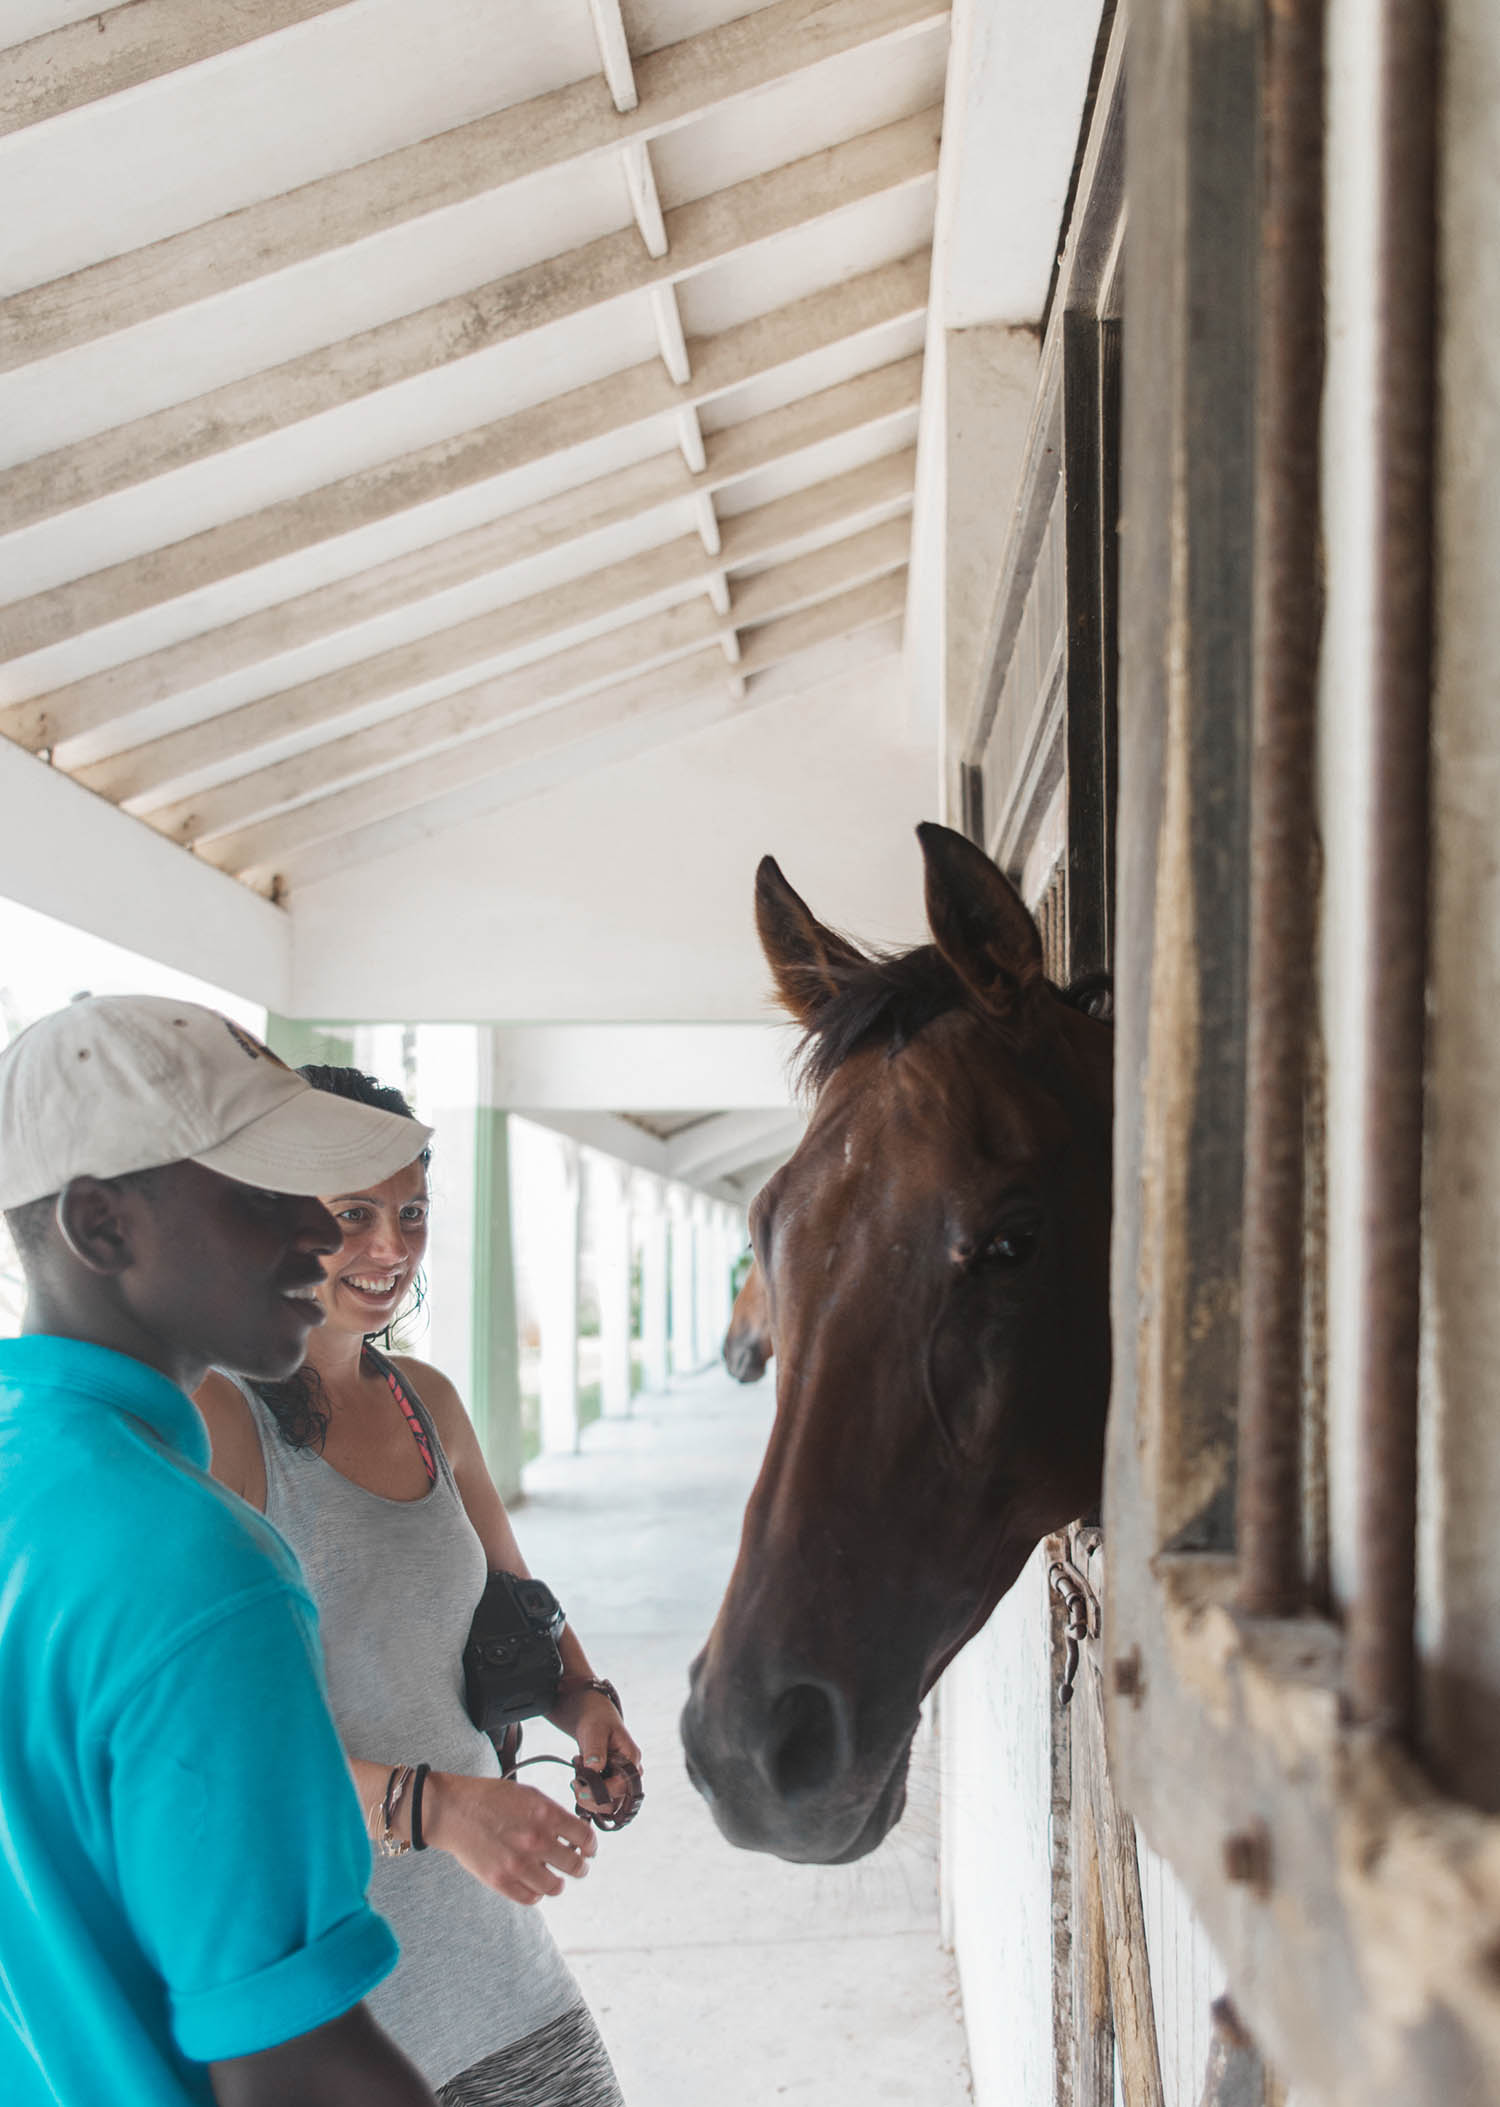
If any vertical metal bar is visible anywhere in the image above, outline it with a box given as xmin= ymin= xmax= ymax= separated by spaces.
xmin=1346 ymin=0 xmax=1438 ymax=1737
xmin=1236 ymin=0 xmax=1325 ymax=1616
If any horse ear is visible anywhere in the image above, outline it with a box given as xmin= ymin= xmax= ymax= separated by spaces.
xmin=918 ymin=822 xmax=1046 ymax=1027
xmin=755 ymin=856 xmax=867 ymax=1028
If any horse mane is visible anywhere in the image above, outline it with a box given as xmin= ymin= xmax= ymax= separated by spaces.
xmin=794 ymin=945 xmax=1113 ymax=1094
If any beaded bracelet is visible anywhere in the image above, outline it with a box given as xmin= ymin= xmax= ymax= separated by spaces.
xmin=375 ymin=1763 xmax=414 ymax=1858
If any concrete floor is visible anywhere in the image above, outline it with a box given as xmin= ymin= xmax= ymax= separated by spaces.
xmin=514 ymin=1363 xmax=974 ymax=2107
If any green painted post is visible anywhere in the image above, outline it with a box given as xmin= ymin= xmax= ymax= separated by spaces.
xmin=472 ymin=1106 xmax=524 ymax=1505
xmin=263 ymin=1015 xmax=356 ymax=1070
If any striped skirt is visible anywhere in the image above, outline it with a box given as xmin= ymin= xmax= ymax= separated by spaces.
xmin=436 ymin=2003 xmax=625 ymax=2107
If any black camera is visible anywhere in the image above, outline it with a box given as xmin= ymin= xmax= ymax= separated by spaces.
xmin=462 ymin=1573 xmax=566 ymax=1736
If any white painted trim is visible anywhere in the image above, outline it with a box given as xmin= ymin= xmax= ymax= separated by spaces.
xmin=621 ymin=139 xmax=668 ymax=256
xmin=0 ymin=737 xmax=289 ymax=1005
xmin=586 ymin=0 xmax=640 ymax=114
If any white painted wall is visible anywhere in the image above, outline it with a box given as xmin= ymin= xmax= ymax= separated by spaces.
xmin=939 ymin=1547 xmax=1056 ymax=2107
xmin=289 ymin=653 xmax=933 ymax=1021
xmin=0 ymin=736 xmax=290 ymax=1009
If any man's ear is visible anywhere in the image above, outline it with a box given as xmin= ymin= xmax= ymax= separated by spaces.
xmin=918 ymin=822 xmax=1047 ymax=1033
xmin=755 ymin=855 xmax=867 ymax=1029
xmin=55 ymin=1178 xmax=136 ymax=1277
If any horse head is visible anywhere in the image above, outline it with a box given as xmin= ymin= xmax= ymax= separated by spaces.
xmin=681 ymin=823 xmax=1113 ymax=1863
xmin=722 ymin=1260 xmax=773 ymax=1383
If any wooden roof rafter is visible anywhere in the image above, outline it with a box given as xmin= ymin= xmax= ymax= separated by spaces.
xmin=0 ymin=0 xmax=948 ymax=896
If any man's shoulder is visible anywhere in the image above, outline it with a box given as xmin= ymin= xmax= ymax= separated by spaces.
xmin=3 ymin=1401 xmax=309 ymax=1694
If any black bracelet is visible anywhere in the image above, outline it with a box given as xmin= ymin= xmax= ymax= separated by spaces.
xmin=410 ymin=1763 xmax=432 ymax=1852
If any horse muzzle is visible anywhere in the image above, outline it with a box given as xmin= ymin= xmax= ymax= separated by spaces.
xmin=679 ymin=1660 xmax=913 ymax=1863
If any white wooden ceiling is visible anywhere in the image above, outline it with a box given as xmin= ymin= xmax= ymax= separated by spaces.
xmin=0 ymin=0 xmax=947 ymax=901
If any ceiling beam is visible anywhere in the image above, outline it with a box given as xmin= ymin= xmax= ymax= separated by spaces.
xmin=0 ymin=0 xmax=945 ymax=365
xmin=194 ymin=567 xmax=908 ymax=878
xmin=72 ymin=459 xmax=911 ymax=803
xmin=267 ymin=611 xmax=904 ymax=892
xmin=77 ymin=514 xmax=907 ymax=811
xmin=0 ymin=104 xmax=938 ymax=577
xmin=0 ymin=1 xmax=358 ymax=138
xmin=14 ymin=351 xmax=921 ymax=752
xmin=0 ymin=239 xmax=928 ymax=638
xmin=134 ymin=540 xmax=910 ymax=846
xmin=204 ymin=652 xmax=738 ymax=877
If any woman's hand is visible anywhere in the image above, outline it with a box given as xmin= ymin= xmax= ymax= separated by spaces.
xmin=547 ymin=1684 xmax=643 ymax=1823
xmin=421 ymin=1772 xmax=596 ymax=1906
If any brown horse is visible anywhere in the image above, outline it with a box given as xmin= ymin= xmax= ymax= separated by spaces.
xmin=722 ymin=1260 xmax=773 ymax=1383
xmin=680 ymin=824 xmax=1113 ymax=1863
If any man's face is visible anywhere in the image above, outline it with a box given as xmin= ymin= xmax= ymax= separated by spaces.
xmin=115 ymin=1162 xmax=340 ymax=1383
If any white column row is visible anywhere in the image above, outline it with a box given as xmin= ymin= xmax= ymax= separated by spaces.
xmin=528 ymin=1134 xmax=744 ymax=1455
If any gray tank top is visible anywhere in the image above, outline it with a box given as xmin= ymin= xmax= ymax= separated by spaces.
xmin=237 ymin=1363 xmax=580 ymax=2089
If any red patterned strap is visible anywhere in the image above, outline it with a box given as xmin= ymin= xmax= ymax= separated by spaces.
xmin=381 ymin=1361 xmax=437 ymax=1485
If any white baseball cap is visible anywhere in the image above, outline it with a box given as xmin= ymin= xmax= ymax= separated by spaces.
xmin=0 ymin=995 xmax=433 ymax=1212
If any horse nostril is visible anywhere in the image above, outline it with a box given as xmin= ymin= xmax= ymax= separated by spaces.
xmin=768 ymin=1682 xmax=848 ymax=1800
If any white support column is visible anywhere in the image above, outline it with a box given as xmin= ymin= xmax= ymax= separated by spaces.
xmin=693 ymin=1193 xmax=718 ymax=1369
xmin=537 ymin=1134 xmax=582 ymax=1455
xmin=638 ymin=1176 xmax=670 ymax=1392
xmin=596 ymin=1157 xmax=634 ymax=1419
xmin=669 ymin=1185 xmax=697 ymax=1374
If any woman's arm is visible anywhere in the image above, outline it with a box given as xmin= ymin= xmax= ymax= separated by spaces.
xmin=392 ymin=1356 xmax=643 ymax=1800
xmin=195 ymin=1371 xmax=268 ymax=1511
xmin=348 ymin=1752 xmax=596 ymax=1906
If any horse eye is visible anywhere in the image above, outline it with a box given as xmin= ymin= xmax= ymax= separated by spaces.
xmin=982 ymin=1224 xmax=1039 ymax=1268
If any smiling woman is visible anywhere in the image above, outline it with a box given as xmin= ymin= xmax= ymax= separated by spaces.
xmin=194 ymin=1067 xmax=635 ymax=2107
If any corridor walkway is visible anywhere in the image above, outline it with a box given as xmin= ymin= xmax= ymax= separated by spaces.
xmin=515 ymin=1364 xmax=974 ymax=2106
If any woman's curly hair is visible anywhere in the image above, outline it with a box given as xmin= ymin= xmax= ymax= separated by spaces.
xmin=253 ymin=1064 xmax=432 ymax=1451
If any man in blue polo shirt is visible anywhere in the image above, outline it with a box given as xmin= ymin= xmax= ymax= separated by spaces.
xmin=0 ymin=996 xmax=441 ymax=2107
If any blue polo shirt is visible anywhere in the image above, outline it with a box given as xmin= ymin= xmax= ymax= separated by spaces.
xmin=0 ymin=1335 xmax=399 ymax=2106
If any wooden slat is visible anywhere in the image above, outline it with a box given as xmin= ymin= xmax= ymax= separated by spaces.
xmin=12 ymin=353 xmax=921 ymax=752
xmin=266 ymin=620 xmax=903 ymax=892
xmin=1076 ymin=1611 xmax=1165 ymax=2107
xmin=0 ymin=0 xmax=945 ymax=367
xmin=0 ymin=0 xmax=358 ymax=138
xmin=77 ymin=455 xmax=912 ymax=799
xmin=0 ymin=247 xmax=931 ymax=657
xmin=141 ymin=559 xmax=908 ymax=846
xmin=2 ymin=107 xmax=937 ymax=500
xmin=102 ymin=596 xmax=724 ymax=812
xmin=201 ymin=571 xmax=906 ymax=877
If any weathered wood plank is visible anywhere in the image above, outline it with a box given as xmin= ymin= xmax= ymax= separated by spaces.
xmin=0 ymin=248 xmax=930 ymax=653
xmin=0 ymin=2 xmax=946 ymax=369
xmin=12 ymin=353 xmax=920 ymax=750
xmin=1078 ymin=1647 xmax=1165 ymax=2107
xmin=0 ymin=0 xmax=358 ymax=138
xmin=141 ymin=562 xmax=906 ymax=849
xmin=199 ymin=569 xmax=903 ymax=876
xmin=0 ymin=105 xmax=937 ymax=536
xmin=78 ymin=455 xmax=911 ymax=798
